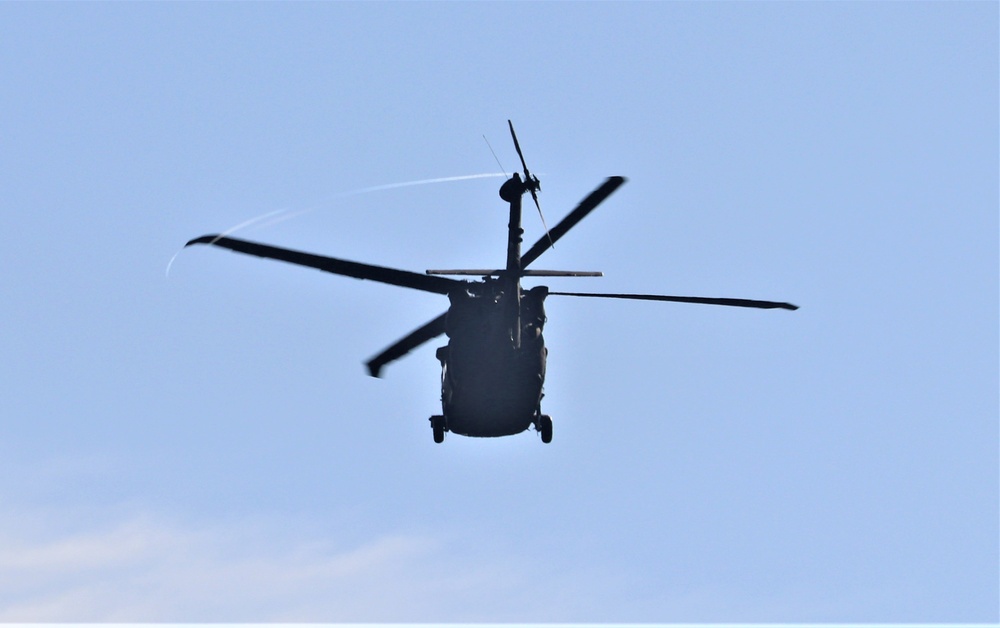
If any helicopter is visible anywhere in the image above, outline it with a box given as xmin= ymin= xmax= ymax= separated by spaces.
xmin=186 ymin=121 xmax=797 ymax=444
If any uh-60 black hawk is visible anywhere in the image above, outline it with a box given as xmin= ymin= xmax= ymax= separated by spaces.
xmin=186 ymin=121 xmax=797 ymax=444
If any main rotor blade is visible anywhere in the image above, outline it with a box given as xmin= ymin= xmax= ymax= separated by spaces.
xmin=186 ymin=235 xmax=461 ymax=295
xmin=549 ymin=291 xmax=799 ymax=311
xmin=521 ymin=176 xmax=627 ymax=269
xmin=366 ymin=312 xmax=448 ymax=377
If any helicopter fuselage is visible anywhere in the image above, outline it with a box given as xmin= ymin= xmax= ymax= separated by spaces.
xmin=436 ymin=280 xmax=549 ymax=437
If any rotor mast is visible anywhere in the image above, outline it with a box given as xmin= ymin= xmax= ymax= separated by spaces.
xmin=502 ymin=172 xmax=525 ymax=277
xmin=498 ymin=171 xmax=537 ymax=349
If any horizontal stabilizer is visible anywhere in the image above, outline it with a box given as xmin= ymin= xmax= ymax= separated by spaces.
xmin=426 ymin=269 xmax=603 ymax=277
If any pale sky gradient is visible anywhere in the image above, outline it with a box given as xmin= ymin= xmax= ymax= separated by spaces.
xmin=1 ymin=2 xmax=997 ymax=622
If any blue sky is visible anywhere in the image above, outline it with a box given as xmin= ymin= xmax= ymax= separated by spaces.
xmin=1 ymin=2 xmax=996 ymax=622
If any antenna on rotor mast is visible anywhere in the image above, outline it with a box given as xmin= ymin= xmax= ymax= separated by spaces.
xmin=483 ymin=135 xmax=508 ymax=178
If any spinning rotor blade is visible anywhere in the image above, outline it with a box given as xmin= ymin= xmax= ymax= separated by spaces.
xmin=549 ymin=291 xmax=798 ymax=310
xmin=366 ymin=312 xmax=447 ymax=378
xmin=521 ymin=176 xmax=627 ymax=269
xmin=186 ymin=235 xmax=461 ymax=295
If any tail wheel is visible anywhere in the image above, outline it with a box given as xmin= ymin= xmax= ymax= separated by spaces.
xmin=539 ymin=414 xmax=553 ymax=443
xmin=430 ymin=415 xmax=446 ymax=443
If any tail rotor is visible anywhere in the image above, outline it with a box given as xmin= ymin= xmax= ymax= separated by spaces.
xmin=508 ymin=120 xmax=554 ymax=248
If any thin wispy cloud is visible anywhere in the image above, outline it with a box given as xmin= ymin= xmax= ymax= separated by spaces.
xmin=0 ymin=510 xmax=616 ymax=621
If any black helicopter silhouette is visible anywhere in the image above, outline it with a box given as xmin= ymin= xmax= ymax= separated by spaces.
xmin=186 ymin=121 xmax=797 ymax=444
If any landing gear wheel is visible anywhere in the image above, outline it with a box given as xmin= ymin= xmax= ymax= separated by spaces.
xmin=538 ymin=414 xmax=553 ymax=443
xmin=430 ymin=415 xmax=446 ymax=443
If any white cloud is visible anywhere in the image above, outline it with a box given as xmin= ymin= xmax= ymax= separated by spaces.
xmin=0 ymin=511 xmax=616 ymax=622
